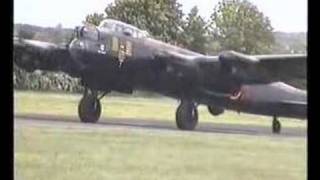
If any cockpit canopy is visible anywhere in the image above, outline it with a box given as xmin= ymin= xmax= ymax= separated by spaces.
xmin=98 ymin=19 xmax=150 ymax=38
xmin=73 ymin=24 xmax=99 ymax=41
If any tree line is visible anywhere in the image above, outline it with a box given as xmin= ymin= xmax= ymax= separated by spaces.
xmin=85 ymin=0 xmax=275 ymax=55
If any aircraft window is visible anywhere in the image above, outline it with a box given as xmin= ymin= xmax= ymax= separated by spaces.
xmin=133 ymin=30 xmax=148 ymax=38
xmin=123 ymin=27 xmax=134 ymax=36
xmin=99 ymin=19 xmax=150 ymax=38
xmin=102 ymin=22 xmax=113 ymax=29
xmin=115 ymin=25 xmax=124 ymax=32
xmin=137 ymin=32 xmax=143 ymax=38
xmin=81 ymin=26 xmax=99 ymax=41
xmin=132 ymin=31 xmax=138 ymax=38
xmin=141 ymin=31 xmax=150 ymax=37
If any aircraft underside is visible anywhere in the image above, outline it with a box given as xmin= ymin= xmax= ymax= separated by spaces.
xmin=77 ymin=56 xmax=306 ymax=134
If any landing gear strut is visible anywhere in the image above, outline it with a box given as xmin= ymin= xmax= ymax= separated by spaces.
xmin=176 ymin=101 xmax=198 ymax=130
xmin=272 ymin=116 xmax=281 ymax=134
xmin=78 ymin=88 xmax=102 ymax=123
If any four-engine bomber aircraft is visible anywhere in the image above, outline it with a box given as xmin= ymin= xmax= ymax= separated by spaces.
xmin=14 ymin=19 xmax=307 ymax=133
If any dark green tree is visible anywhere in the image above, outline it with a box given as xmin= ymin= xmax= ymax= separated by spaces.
xmin=101 ymin=0 xmax=185 ymax=44
xmin=209 ymin=0 xmax=275 ymax=54
xmin=84 ymin=13 xmax=106 ymax=26
xmin=182 ymin=6 xmax=208 ymax=54
xmin=272 ymin=32 xmax=306 ymax=54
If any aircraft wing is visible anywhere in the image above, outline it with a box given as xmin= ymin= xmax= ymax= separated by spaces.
xmin=255 ymin=54 xmax=306 ymax=82
xmin=13 ymin=37 xmax=81 ymax=77
xmin=218 ymin=51 xmax=307 ymax=89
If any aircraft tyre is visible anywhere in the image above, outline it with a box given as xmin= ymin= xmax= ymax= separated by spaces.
xmin=272 ymin=116 xmax=281 ymax=134
xmin=78 ymin=94 xmax=101 ymax=123
xmin=176 ymin=101 xmax=198 ymax=130
xmin=208 ymin=106 xmax=224 ymax=116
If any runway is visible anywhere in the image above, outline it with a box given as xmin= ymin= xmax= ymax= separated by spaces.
xmin=14 ymin=114 xmax=306 ymax=138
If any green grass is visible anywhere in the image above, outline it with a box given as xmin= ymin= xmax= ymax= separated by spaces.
xmin=14 ymin=125 xmax=306 ymax=180
xmin=14 ymin=90 xmax=307 ymax=128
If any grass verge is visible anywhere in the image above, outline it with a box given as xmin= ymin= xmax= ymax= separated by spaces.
xmin=15 ymin=125 xmax=306 ymax=180
xmin=14 ymin=90 xmax=307 ymax=128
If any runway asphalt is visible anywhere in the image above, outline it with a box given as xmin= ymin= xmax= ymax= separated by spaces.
xmin=14 ymin=114 xmax=306 ymax=138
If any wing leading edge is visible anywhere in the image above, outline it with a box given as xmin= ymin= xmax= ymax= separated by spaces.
xmin=217 ymin=51 xmax=306 ymax=88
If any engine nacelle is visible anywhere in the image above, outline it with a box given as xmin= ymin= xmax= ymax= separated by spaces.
xmin=207 ymin=106 xmax=224 ymax=116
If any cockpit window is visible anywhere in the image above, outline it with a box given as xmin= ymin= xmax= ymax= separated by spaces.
xmin=99 ymin=19 xmax=150 ymax=38
xmin=102 ymin=22 xmax=114 ymax=30
xmin=137 ymin=31 xmax=150 ymax=38
xmin=115 ymin=25 xmax=124 ymax=32
xmin=123 ymin=27 xmax=134 ymax=36
xmin=80 ymin=26 xmax=99 ymax=41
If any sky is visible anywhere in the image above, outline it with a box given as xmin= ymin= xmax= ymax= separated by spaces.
xmin=14 ymin=0 xmax=307 ymax=32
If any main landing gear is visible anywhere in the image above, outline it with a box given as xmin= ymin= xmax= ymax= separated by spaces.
xmin=176 ymin=101 xmax=198 ymax=130
xmin=78 ymin=88 xmax=107 ymax=123
xmin=272 ymin=116 xmax=281 ymax=134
